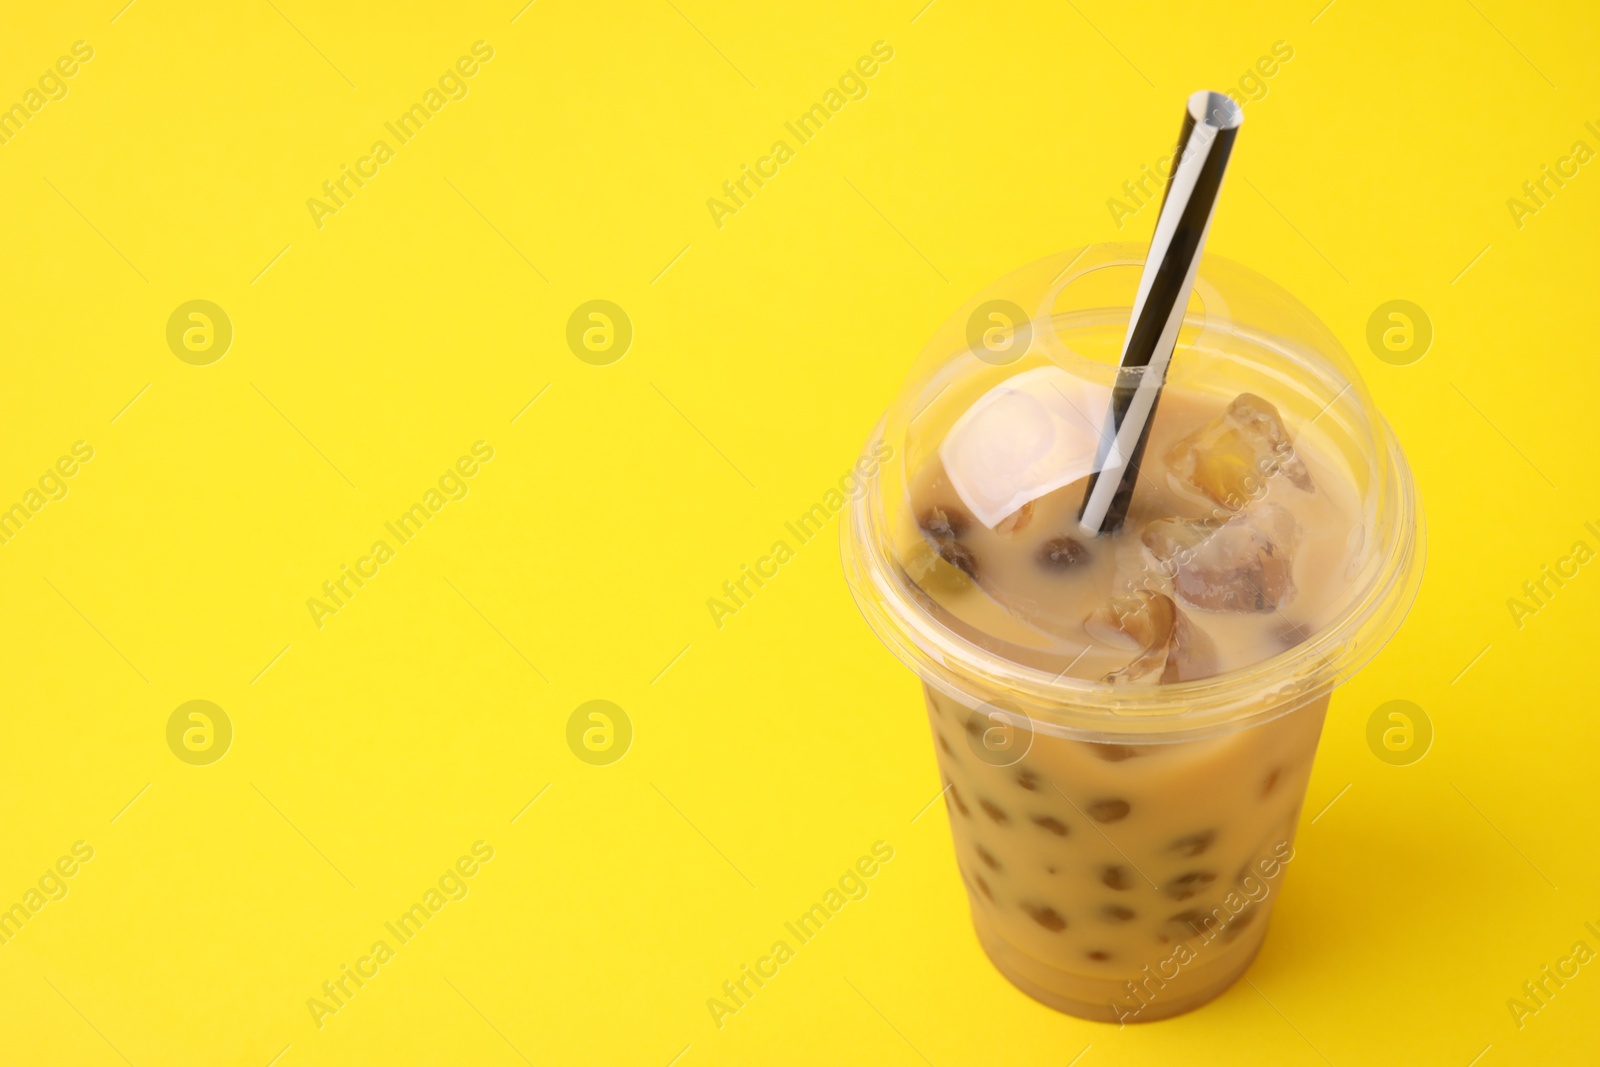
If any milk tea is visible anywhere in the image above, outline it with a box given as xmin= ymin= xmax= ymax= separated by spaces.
xmin=904 ymin=388 xmax=1358 ymax=1021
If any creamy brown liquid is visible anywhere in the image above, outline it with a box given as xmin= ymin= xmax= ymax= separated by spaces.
xmin=901 ymin=390 xmax=1361 ymax=682
xmin=926 ymin=684 xmax=1325 ymax=1021
xmin=905 ymin=389 xmax=1353 ymax=1020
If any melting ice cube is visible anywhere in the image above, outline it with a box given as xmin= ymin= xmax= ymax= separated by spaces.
xmin=1163 ymin=393 xmax=1314 ymax=510
xmin=1142 ymin=503 xmax=1300 ymax=613
xmin=1085 ymin=590 xmax=1217 ymax=684
xmin=939 ymin=367 xmax=1111 ymax=529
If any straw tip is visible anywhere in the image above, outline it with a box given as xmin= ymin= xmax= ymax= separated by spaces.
xmin=1188 ymin=90 xmax=1244 ymax=131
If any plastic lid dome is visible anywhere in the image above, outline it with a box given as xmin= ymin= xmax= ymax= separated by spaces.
xmin=843 ymin=243 xmax=1423 ymax=738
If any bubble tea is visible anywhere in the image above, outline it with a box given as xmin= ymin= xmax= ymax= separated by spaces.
xmin=842 ymin=246 xmax=1422 ymax=1022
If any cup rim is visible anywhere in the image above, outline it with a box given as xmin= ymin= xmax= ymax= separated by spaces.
xmin=841 ymin=305 xmax=1426 ymax=742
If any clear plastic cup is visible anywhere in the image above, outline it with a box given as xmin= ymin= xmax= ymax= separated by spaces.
xmin=841 ymin=243 xmax=1423 ymax=1022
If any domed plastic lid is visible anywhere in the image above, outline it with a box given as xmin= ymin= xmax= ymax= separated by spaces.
xmin=843 ymin=244 xmax=1423 ymax=738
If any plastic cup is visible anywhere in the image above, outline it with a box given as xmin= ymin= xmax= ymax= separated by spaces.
xmin=841 ymin=243 xmax=1423 ymax=1022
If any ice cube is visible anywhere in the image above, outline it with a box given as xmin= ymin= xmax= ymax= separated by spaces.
xmin=939 ymin=366 xmax=1111 ymax=529
xmin=1085 ymin=590 xmax=1217 ymax=684
xmin=1164 ymin=393 xmax=1314 ymax=510
xmin=1142 ymin=503 xmax=1300 ymax=613
xmin=994 ymin=500 xmax=1034 ymax=536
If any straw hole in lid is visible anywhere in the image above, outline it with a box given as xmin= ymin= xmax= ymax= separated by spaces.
xmin=1045 ymin=260 xmax=1208 ymax=368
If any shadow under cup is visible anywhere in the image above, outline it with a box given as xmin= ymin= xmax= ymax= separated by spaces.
xmin=840 ymin=244 xmax=1423 ymax=1022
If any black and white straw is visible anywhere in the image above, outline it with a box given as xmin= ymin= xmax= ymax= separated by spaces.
xmin=1078 ymin=90 xmax=1244 ymax=536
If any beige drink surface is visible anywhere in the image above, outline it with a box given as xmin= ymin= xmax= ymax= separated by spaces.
xmin=901 ymin=389 xmax=1361 ymax=683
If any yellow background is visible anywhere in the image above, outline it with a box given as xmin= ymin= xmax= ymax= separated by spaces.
xmin=1 ymin=0 xmax=1596 ymax=1063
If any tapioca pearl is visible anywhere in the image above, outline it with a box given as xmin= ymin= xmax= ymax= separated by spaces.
xmin=1014 ymin=767 xmax=1041 ymax=792
xmin=1087 ymin=798 xmax=1131 ymax=823
xmin=937 ymin=732 xmax=955 ymax=757
xmin=1083 ymin=742 xmax=1140 ymax=762
xmin=1164 ymin=871 xmax=1218 ymax=900
xmin=1101 ymin=904 xmax=1137 ymax=923
xmin=974 ymin=874 xmax=995 ymax=902
xmin=1166 ymin=908 xmax=1208 ymax=935
xmin=979 ymin=798 xmax=1010 ymax=824
xmin=976 ymin=845 xmax=1002 ymax=871
xmin=1170 ymin=830 xmax=1216 ymax=857
xmin=1030 ymin=814 xmax=1070 ymax=837
xmin=1087 ymin=950 xmax=1112 ymax=961
xmin=1046 ymin=865 xmax=1058 ymax=875
xmin=1036 ymin=533 xmax=1085 ymax=568
xmin=1262 ymin=767 xmax=1282 ymax=796
xmin=1022 ymin=904 xmax=1067 ymax=931
xmin=946 ymin=781 xmax=970 ymax=817
xmin=1275 ymin=620 xmax=1313 ymax=649
xmin=1101 ymin=865 xmax=1132 ymax=891
xmin=1222 ymin=905 xmax=1260 ymax=943
xmin=919 ymin=504 xmax=973 ymax=541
